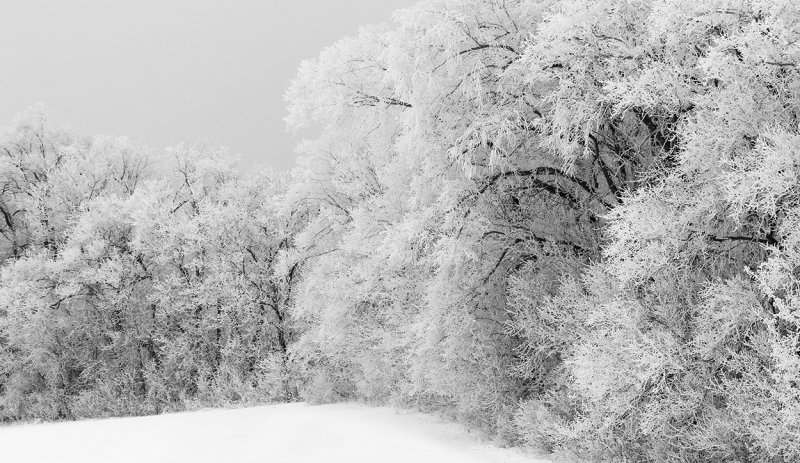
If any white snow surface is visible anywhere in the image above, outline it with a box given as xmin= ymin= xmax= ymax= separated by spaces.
xmin=0 ymin=402 xmax=551 ymax=463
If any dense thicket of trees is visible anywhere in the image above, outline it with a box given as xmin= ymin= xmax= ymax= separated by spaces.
xmin=2 ymin=0 xmax=800 ymax=461
xmin=284 ymin=0 xmax=800 ymax=461
xmin=0 ymin=109 xmax=299 ymax=420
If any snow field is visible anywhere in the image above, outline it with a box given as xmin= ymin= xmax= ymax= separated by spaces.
xmin=0 ymin=402 xmax=550 ymax=463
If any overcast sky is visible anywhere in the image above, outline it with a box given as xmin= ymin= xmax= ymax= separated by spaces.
xmin=0 ymin=0 xmax=412 ymax=171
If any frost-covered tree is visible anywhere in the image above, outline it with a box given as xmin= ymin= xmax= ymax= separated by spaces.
xmin=510 ymin=1 xmax=800 ymax=461
xmin=0 ymin=105 xmax=149 ymax=260
xmin=284 ymin=0 xmax=665 ymax=438
xmin=139 ymin=143 xmax=301 ymax=406
xmin=0 ymin=114 xmax=299 ymax=420
xmin=285 ymin=0 xmax=800 ymax=460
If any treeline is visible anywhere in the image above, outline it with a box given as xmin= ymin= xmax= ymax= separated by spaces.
xmin=2 ymin=0 xmax=800 ymax=461
xmin=0 ymin=109 xmax=300 ymax=419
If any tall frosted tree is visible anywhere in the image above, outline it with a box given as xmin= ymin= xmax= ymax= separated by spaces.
xmin=284 ymin=0 xmax=668 ymax=437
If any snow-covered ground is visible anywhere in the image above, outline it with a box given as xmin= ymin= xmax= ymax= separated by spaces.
xmin=0 ymin=403 xmax=550 ymax=463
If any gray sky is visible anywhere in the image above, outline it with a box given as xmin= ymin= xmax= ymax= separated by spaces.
xmin=0 ymin=0 xmax=412 ymax=171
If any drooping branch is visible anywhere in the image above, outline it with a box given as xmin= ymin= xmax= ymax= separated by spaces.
xmin=587 ymin=134 xmax=623 ymax=204
xmin=478 ymin=166 xmax=615 ymax=210
xmin=708 ymin=234 xmax=779 ymax=246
